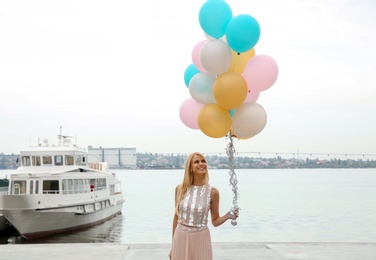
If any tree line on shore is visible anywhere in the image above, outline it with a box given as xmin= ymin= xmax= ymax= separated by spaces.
xmin=136 ymin=153 xmax=376 ymax=169
xmin=1 ymin=152 xmax=376 ymax=170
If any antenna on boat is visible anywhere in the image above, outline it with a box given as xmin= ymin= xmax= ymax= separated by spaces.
xmin=43 ymin=139 xmax=49 ymax=147
xmin=58 ymin=126 xmax=73 ymax=146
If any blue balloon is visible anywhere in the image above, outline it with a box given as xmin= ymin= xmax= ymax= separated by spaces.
xmin=199 ymin=1 xmax=232 ymax=39
xmin=226 ymin=14 xmax=261 ymax=53
xmin=230 ymin=109 xmax=236 ymax=117
xmin=184 ymin=64 xmax=200 ymax=87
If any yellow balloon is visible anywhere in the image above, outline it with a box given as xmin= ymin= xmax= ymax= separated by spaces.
xmin=227 ymin=48 xmax=256 ymax=74
xmin=198 ymin=104 xmax=232 ymax=138
xmin=213 ymin=72 xmax=247 ymax=110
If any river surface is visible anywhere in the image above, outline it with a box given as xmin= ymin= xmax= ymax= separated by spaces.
xmin=1 ymin=168 xmax=376 ymax=244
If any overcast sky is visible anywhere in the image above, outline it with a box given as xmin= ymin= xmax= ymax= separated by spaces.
xmin=1 ymin=0 xmax=375 ymax=159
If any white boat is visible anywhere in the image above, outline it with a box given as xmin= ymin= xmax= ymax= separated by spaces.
xmin=0 ymin=214 xmax=8 ymax=232
xmin=0 ymin=178 xmax=9 ymax=195
xmin=0 ymin=178 xmax=10 ymax=232
xmin=0 ymin=131 xmax=125 ymax=239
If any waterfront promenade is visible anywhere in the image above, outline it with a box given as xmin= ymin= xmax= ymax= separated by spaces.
xmin=0 ymin=242 xmax=375 ymax=259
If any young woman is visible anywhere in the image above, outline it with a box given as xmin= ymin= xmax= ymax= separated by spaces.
xmin=170 ymin=152 xmax=239 ymax=259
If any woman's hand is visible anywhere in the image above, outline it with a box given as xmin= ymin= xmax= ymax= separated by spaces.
xmin=227 ymin=208 xmax=239 ymax=220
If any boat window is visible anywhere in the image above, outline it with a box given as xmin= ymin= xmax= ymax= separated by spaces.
xmin=68 ymin=179 xmax=73 ymax=194
xmin=82 ymin=156 xmax=86 ymax=164
xmin=78 ymin=179 xmax=83 ymax=193
xmin=76 ymin=155 xmax=82 ymax=166
xmin=84 ymin=179 xmax=89 ymax=192
xmin=43 ymin=155 xmax=52 ymax=165
xmin=43 ymin=180 xmax=59 ymax=194
xmin=30 ymin=180 xmax=34 ymax=194
xmin=115 ymin=181 xmax=122 ymax=194
xmin=96 ymin=178 xmax=106 ymax=191
xmin=62 ymin=179 xmax=67 ymax=194
xmin=13 ymin=181 xmax=27 ymax=195
xmin=62 ymin=179 xmax=90 ymax=195
xmin=90 ymin=179 xmax=95 ymax=191
xmin=22 ymin=156 xmax=31 ymax=166
xmin=65 ymin=155 xmax=74 ymax=165
xmin=35 ymin=180 xmax=39 ymax=194
xmin=55 ymin=155 xmax=63 ymax=166
xmin=73 ymin=179 xmax=78 ymax=193
xmin=32 ymin=156 xmax=41 ymax=166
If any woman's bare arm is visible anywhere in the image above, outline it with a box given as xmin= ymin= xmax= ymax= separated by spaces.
xmin=210 ymin=187 xmax=232 ymax=227
xmin=172 ymin=185 xmax=180 ymax=239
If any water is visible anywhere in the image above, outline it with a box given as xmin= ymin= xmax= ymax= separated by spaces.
xmin=1 ymin=168 xmax=376 ymax=244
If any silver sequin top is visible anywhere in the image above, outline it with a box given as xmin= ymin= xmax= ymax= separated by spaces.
xmin=178 ymin=185 xmax=212 ymax=231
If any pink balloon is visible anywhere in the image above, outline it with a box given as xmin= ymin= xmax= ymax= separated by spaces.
xmin=179 ymin=98 xmax=204 ymax=129
xmin=244 ymin=89 xmax=260 ymax=103
xmin=243 ymin=55 xmax=278 ymax=92
xmin=191 ymin=40 xmax=207 ymax=72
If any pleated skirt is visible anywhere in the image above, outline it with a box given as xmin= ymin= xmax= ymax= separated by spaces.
xmin=171 ymin=225 xmax=213 ymax=260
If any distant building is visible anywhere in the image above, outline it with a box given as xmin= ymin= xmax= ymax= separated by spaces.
xmin=87 ymin=146 xmax=137 ymax=169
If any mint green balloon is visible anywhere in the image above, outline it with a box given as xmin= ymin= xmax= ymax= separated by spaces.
xmin=184 ymin=64 xmax=200 ymax=88
xmin=226 ymin=14 xmax=261 ymax=53
xmin=199 ymin=1 xmax=232 ymax=39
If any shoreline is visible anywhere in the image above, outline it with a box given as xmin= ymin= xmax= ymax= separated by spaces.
xmin=0 ymin=242 xmax=375 ymax=259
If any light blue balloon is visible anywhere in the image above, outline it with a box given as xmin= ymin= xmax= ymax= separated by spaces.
xmin=230 ymin=109 xmax=236 ymax=117
xmin=199 ymin=1 xmax=232 ymax=39
xmin=184 ymin=64 xmax=200 ymax=87
xmin=226 ymin=14 xmax=261 ymax=53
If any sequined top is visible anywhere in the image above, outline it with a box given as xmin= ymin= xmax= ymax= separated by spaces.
xmin=178 ymin=185 xmax=212 ymax=231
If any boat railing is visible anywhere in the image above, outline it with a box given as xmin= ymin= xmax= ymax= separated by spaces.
xmin=88 ymin=162 xmax=109 ymax=172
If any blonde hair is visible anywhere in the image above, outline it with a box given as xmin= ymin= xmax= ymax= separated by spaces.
xmin=175 ymin=152 xmax=209 ymax=214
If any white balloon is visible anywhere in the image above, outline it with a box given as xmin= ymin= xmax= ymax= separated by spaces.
xmin=189 ymin=72 xmax=217 ymax=104
xmin=200 ymin=39 xmax=232 ymax=76
xmin=232 ymin=102 xmax=267 ymax=139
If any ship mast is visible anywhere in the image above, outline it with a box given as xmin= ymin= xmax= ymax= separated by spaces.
xmin=57 ymin=126 xmax=72 ymax=146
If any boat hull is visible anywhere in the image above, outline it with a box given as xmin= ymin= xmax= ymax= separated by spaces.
xmin=0 ymin=195 xmax=124 ymax=239
xmin=0 ymin=214 xmax=10 ymax=232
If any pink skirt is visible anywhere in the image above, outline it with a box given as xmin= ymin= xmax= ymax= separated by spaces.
xmin=171 ymin=225 xmax=213 ymax=260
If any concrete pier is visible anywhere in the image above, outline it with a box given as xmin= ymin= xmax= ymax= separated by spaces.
xmin=0 ymin=242 xmax=375 ymax=260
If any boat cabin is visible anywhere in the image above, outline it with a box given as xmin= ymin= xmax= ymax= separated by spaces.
xmin=8 ymin=146 xmax=120 ymax=197
xmin=20 ymin=147 xmax=87 ymax=168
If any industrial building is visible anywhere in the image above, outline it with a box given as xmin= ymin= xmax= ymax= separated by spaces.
xmin=87 ymin=146 xmax=137 ymax=169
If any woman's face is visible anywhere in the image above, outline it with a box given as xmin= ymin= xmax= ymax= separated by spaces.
xmin=191 ymin=154 xmax=207 ymax=176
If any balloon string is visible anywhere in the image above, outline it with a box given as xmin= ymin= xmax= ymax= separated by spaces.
xmin=226 ymin=132 xmax=239 ymax=214
xmin=230 ymin=52 xmax=241 ymax=73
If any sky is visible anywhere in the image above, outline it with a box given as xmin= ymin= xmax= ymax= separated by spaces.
xmin=1 ymin=0 xmax=375 ymax=159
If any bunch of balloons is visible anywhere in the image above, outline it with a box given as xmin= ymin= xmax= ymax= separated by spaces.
xmin=179 ymin=0 xmax=278 ymax=140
